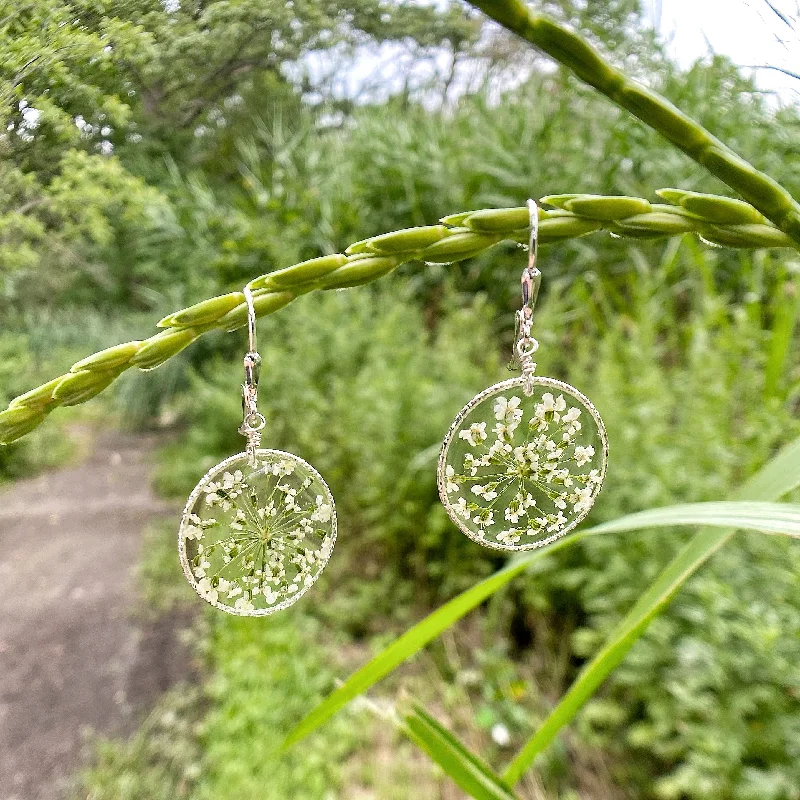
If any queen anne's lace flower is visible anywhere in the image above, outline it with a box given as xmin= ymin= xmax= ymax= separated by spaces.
xmin=444 ymin=465 xmax=459 ymax=494
xmin=442 ymin=385 xmax=604 ymax=549
xmin=181 ymin=452 xmax=336 ymax=614
xmin=459 ymin=421 xmax=488 ymax=447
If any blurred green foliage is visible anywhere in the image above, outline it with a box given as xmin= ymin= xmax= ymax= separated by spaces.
xmin=4 ymin=0 xmax=800 ymax=797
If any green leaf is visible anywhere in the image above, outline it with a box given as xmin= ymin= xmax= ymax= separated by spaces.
xmin=401 ymin=704 xmax=519 ymax=800
xmin=285 ymin=490 xmax=800 ymax=751
xmin=587 ymin=501 xmax=800 ymax=538
xmin=503 ymin=437 xmax=800 ymax=785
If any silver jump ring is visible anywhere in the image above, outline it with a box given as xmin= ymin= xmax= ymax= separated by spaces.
xmin=243 ymin=412 xmax=266 ymax=432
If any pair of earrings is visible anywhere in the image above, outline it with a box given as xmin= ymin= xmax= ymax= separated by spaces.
xmin=178 ymin=201 xmax=608 ymax=615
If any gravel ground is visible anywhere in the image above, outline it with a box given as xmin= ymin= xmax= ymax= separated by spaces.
xmin=0 ymin=430 xmax=190 ymax=800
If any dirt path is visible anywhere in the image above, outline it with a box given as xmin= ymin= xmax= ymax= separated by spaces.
xmin=0 ymin=430 xmax=189 ymax=800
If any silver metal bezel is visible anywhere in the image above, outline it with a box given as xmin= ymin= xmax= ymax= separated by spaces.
xmin=178 ymin=448 xmax=337 ymax=616
xmin=437 ymin=376 xmax=608 ymax=552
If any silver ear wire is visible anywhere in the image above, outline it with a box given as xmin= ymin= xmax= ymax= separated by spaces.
xmin=239 ymin=286 xmax=265 ymax=461
xmin=245 ymin=285 xmax=257 ymax=354
xmin=516 ymin=199 xmax=541 ymax=395
xmin=527 ymin=198 xmax=539 ymax=273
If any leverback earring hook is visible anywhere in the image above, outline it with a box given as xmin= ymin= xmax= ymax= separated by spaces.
xmin=239 ymin=286 xmax=266 ymax=461
xmin=521 ymin=199 xmax=541 ymax=318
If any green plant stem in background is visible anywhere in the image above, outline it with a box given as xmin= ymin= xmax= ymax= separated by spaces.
xmin=1 ymin=191 xmax=796 ymax=445
xmin=466 ymin=0 xmax=800 ymax=246
xmin=502 ymin=436 xmax=800 ymax=785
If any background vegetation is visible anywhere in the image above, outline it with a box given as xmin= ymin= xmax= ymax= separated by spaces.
xmin=2 ymin=1 xmax=800 ymax=798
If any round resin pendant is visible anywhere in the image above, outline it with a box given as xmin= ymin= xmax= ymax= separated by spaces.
xmin=179 ymin=449 xmax=336 ymax=615
xmin=438 ymin=377 xmax=607 ymax=551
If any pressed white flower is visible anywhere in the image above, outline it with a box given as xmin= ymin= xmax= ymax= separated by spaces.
xmin=263 ymin=588 xmax=279 ymax=604
xmin=523 ymin=493 xmax=536 ymax=508
xmin=471 ymin=484 xmax=486 ymax=497
xmin=572 ymin=485 xmax=594 ymax=515
xmin=311 ymin=495 xmax=333 ymax=522
xmin=193 ymin=560 xmax=210 ymax=579
xmin=493 ymin=395 xmax=522 ymax=423
xmin=458 ymin=421 xmax=487 ymax=447
xmin=445 ymin=465 xmax=459 ymax=494
xmin=526 ymin=520 xmax=545 ymax=536
xmin=563 ymin=407 xmax=581 ymax=423
xmin=454 ymin=497 xmax=470 ymax=519
xmin=496 ymin=528 xmax=521 ymax=545
xmin=184 ymin=524 xmax=203 ymax=540
xmin=547 ymin=510 xmax=567 ymax=532
xmin=574 ymin=445 xmax=595 ymax=466
xmin=493 ymin=422 xmax=511 ymax=441
xmin=505 ymin=499 xmax=523 ymax=524
xmin=234 ymin=597 xmax=254 ymax=612
xmin=197 ymin=578 xmax=218 ymax=604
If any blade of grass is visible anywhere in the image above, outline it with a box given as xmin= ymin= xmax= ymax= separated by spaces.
xmin=764 ymin=281 xmax=800 ymax=400
xmin=400 ymin=704 xmax=519 ymax=800
xmin=284 ymin=493 xmax=800 ymax=747
xmin=503 ymin=438 xmax=800 ymax=785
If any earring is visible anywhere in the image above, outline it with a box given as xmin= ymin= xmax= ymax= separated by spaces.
xmin=178 ymin=286 xmax=337 ymax=615
xmin=438 ymin=200 xmax=607 ymax=551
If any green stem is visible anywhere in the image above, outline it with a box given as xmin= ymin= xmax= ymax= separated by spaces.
xmin=467 ymin=0 xmax=800 ymax=245
xmin=2 ymin=193 xmax=796 ymax=445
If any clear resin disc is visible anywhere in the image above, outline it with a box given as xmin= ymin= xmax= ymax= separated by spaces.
xmin=178 ymin=449 xmax=336 ymax=615
xmin=438 ymin=376 xmax=607 ymax=551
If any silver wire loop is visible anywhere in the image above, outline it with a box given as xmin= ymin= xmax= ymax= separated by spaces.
xmin=239 ymin=286 xmax=264 ymax=460
xmin=516 ymin=199 xmax=541 ymax=395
